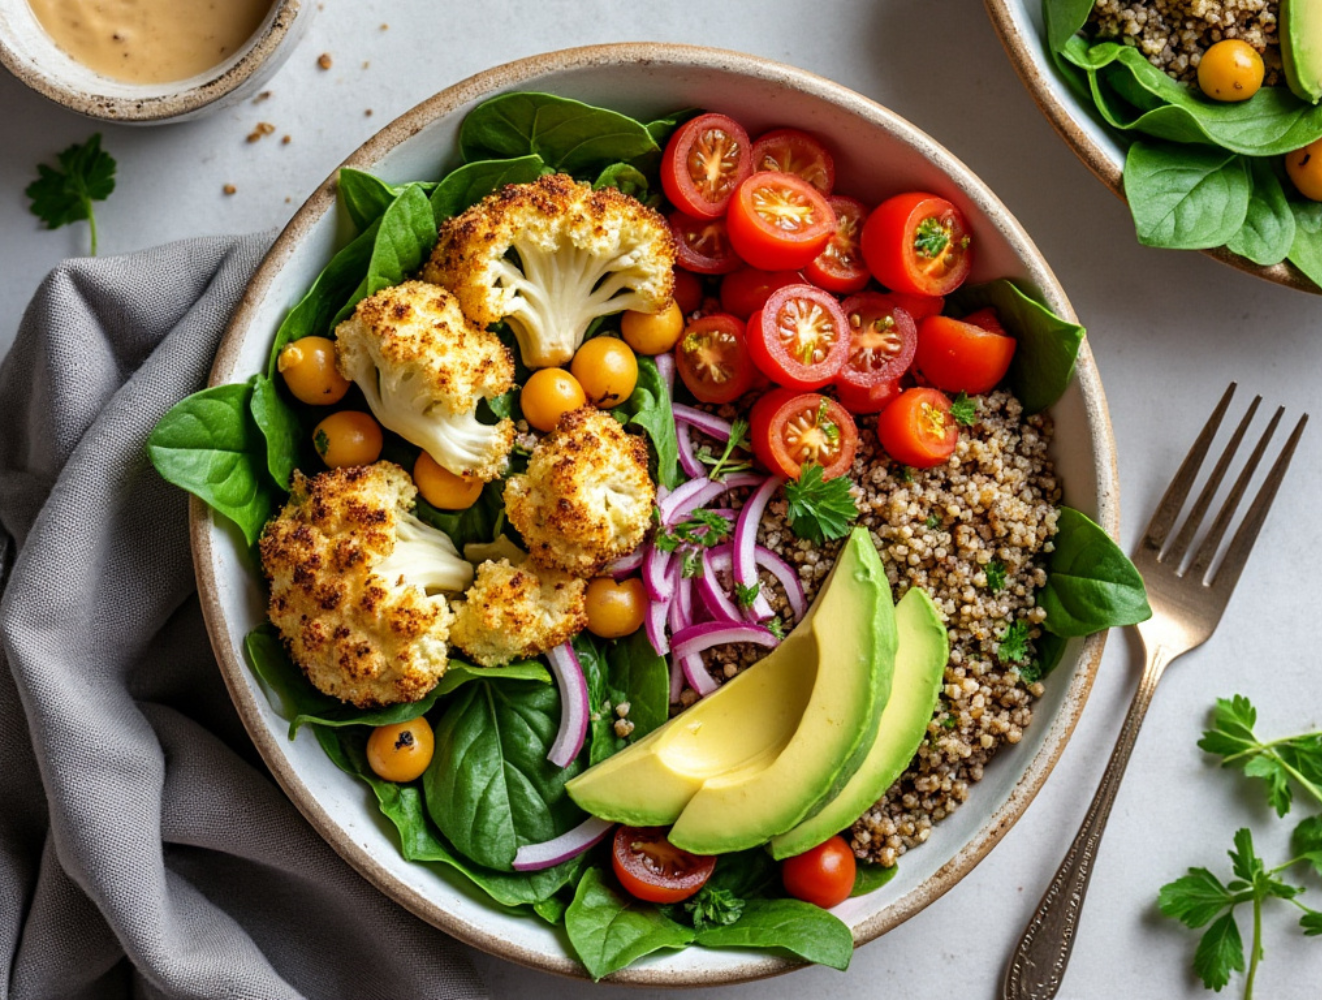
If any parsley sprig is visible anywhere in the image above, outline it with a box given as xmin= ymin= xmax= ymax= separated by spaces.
xmin=949 ymin=391 xmax=979 ymax=427
xmin=26 ymin=134 xmax=117 ymax=255
xmin=683 ymin=885 xmax=745 ymax=931
xmin=698 ymin=418 xmax=753 ymax=481
xmin=985 ymin=559 xmax=1007 ymax=592
xmin=653 ymin=508 xmax=732 ymax=554
xmin=784 ymin=463 xmax=857 ymax=543
xmin=1198 ymin=695 xmax=1322 ymax=816
xmin=997 ymin=619 xmax=1031 ymax=665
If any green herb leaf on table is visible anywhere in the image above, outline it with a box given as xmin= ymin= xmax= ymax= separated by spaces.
xmin=784 ymin=464 xmax=857 ymax=543
xmin=693 ymin=898 xmax=854 ymax=971
xmin=1226 ymin=159 xmax=1297 ymax=267
xmin=565 ymin=868 xmax=695 ymax=981
xmin=1123 ymin=141 xmax=1252 ymax=250
xmin=430 ymin=154 xmax=546 ymax=224
xmin=616 ymin=355 xmax=680 ymax=489
xmin=851 ymin=860 xmax=898 ymax=897
xmin=331 ymin=183 xmax=439 ymax=327
xmin=1198 ymin=694 xmax=1322 ymax=817
xmin=1292 ymin=815 xmax=1322 ymax=876
xmin=1037 ymin=507 xmax=1152 ymax=638
xmin=26 ymin=133 xmax=116 ymax=255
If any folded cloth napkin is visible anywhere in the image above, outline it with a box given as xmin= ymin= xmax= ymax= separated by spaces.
xmin=0 ymin=236 xmax=487 ymax=1000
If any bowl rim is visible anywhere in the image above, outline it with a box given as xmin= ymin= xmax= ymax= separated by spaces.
xmin=0 ymin=0 xmax=305 ymax=123
xmin=190 ymin=40 xmax=1120 ymax=986
xmin=982 ymin=0 xmax=1321 ymax=296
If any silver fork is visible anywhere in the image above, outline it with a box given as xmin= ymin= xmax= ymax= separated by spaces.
xmin=1001 ymin=383 xmax=1308 ymax=1000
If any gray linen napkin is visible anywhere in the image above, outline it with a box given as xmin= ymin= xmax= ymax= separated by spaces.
xmin=0 ymin=236 xmax=488 ymax=1000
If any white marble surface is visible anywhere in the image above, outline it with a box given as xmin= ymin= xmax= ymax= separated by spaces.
xmin=3 ymin=1 xmax=1321 ymax=996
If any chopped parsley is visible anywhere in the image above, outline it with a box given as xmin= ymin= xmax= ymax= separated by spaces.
xmin=734 ymin=582 xmax=761 ymax=608
xmin=700 ymin=418 xmax=753 ymax=480
xmin=985 ymin=559 xmax=1006 ymax=593
xmin=680 ymin=549 xmax=703 ymax=578
xmin=925 ymin=515 xmax=940 ymax=529
xmin=784 ymin=463 xmax=857 ymax=543
xmin=654 ymin=509 xmax=731 ymax=552
xmin=765 ymin=617 xmax=787 ymax=641
xmin=684 ymin=886 xmax=745 ymax=931
xmin=997 ymin=619 xmax=1031 ymax=665
xmin=26 ymin=134 xmax=116 ymax=256
xmin=913 ymin=216 xmax=951 ymax=260
xmin=949 ymin=391 xmax=978 ymax=427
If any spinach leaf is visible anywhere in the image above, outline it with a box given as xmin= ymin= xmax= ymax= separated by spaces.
xmin=1039 ymin=507 xmax=1152 ymax=637
xmin=459 ymin=92 xmax=659 ymax=176
xmin=616 ymin=355 xmax=680 ymax=488
xmin=146 ymin=381 xmax=274 ymax=545
xmin=565 ymin=868 xmax=695 ymax=980
xmin=424 ymin=677 xmax=585 ymax=870
xmin=248 ymin=374 xmax=303 ymax=491
xmin=430 ymin=154 xmax=546 ymax=224
xmin=947 ymin=279 xmax=1085 ymax=415
xmin=244 ymin=625 xmax=338 ymax=733
xmin=1123 ymin=141 xmax=1251 ymax=249
xmin=434 ymin=660 xmax=551 ymax=696
xmin=533 ymin=895 xmax=569 ymax=926
xmin=1043 ymin=0 xmax=1096 ymax=55
xmin=338 ymin=168 xmax=402 ymax=232
xmin=331 ymin=183 xmax=438 ymax=326
xmin=694 ymin=898 xmax=853 ymax=971
xmin=1226 ymin=159 xmax=1296 ymax=266
xmin=1028 ymin=630 xmax=1069 ymax=683
xmin=851 ymin=860 xmax=898 ymax=897
xmin=593 ymin=162 xmax=650 ymax=198
xmin=575 ymin=632 xmax=623 ymax=766
xmin=605 ymin=630 xmax=670 ymax=741
xmin=706 ymin=848 xmax=779 ymax=899
xmin=1288 ymin=201 xmax=1322 ymax=289
xmin=642 ymin=109 xmax=701 ymax=148
xmin=415 ymin=481 xmax=507 ymax=548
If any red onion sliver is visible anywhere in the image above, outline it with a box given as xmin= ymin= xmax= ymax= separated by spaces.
xmin=645 ymin=593 xmax=671 ymax=657
xmin=696 ymin=548 xmax=742 ymax=623
xmin=643 ymin=543 xmax=674 ymax=602
xmin=654 ymin=351 xmax=675 ymax=398
xmin=670 ymin=621 xmax=780 ymax=661
xmin=512 ymin=816 xmax=615 ymax=872
xmin=669 ymin=563 xmax=690 ymax=635
xmin=604 ymin=548 xmax=644 ymax=579
xmin=754 ymin=545 xmax=807 ymax=621
xmin=733 ymin=475 xmax=784 ymax=619
xmin=545 ymin=643 xmax=589 ymax=768
xmin=669 ymin=655 xmax=685 ymax=703
xmin=681 ymin=653 xmax=719 ymax=698
xmin=661 ymin=472 xmax=765 ymax=526
xmin=676 ymin=422 xmax=706 ymax=479
xmin=672 ymin=403 xmax=734 ymax=441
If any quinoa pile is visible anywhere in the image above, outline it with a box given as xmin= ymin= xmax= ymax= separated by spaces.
xmin=1089 ymin=0 xmax=1282 ymax=85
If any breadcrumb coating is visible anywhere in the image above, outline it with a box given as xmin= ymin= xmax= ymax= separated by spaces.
xmin=450 ymin=558 xmax=588 ymax=666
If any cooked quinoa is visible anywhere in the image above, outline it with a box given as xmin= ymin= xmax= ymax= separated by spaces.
xmin=1089 ymin=0 xmax=1282 ymax=85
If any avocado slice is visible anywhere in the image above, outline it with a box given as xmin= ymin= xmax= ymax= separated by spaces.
xmin=1283 ymin=0 xmax=1322 ymax=103
xmin=769 ymin=587 xmax=948 ymax=859
xmin=666 ymin=528 xmax=897 ymax=855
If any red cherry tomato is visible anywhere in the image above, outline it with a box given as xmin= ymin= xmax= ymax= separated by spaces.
xmin=960 ymin=306 xmax=1008 ymax=336
xmin=876 ymin=387 xmax=959 ymax=468
xmin=836 ymin=376 xmax=904 ymax=415
xmin=914 ymin=314 xmax=1017 ymax=395
xmin=749 ymin=128 xmax=835 ymax=195
xmin=612 ymin=826 xmax=716 ymax=904
xmin=727 ymin=172 xmax=837 ymax=271
xmin=675 ymin=313 xmax=757 ymax=404
xmin=804 ymin=195 xmax=871 ymax=294
xmin=861 ymin=192 xmax=974 ymax=297
xmin=661 ymin=113 xmax=753 ymax=219
xmin=883 ymin=290 xmax=945 ymax=322
xmin=781 ymin=836 xmax=857 ymax=910
xmin=672 ymin=269 xmax=704 ymax=316
xmin=670 ymin=211 xmax=744 ymax=274
xmin=719 ymin=268 xmax=802 ymax=319
xmin=833 ymin=293 xmax=918 ymax=414
xmin=750 ymin=389 xmax=858 ymax=480
xmin=747 ymin=284 xmax=850 ymax=391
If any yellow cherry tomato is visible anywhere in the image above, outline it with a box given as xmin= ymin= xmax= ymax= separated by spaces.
xmin=521 ymin=368 xmax=587 ymax=432
xmin=313 ymin=411 xmax=383 ymax=468
xmin=413 ymin=450 xmax=483 ymax=509
xmin=1286 ymin=138 xmax=1322 ymax=201
xmin=277 ymin=336 xmax=351 ymax=405
xmin=571 ymin=337 xmax=638 ymax=409
xmin=367 ymin=718 xmax=435 ymax=782
xmin=621 ymin=301 xmax=685 ymax=355
xmin=1197 ymin=39 xmax=1264 ymax=103
xmin=584 ymin=576 xmax=647 ymax=638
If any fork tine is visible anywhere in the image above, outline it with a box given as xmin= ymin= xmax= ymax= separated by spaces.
xmin=1187 ymin=406 xmax=1283 ymax=580
xmin=1206 ymin=413 xmax=1308 ymax=593
xmin=1142 ymin=382 xmax=1236 ymax=554
xmin=1161 ymin=395 xmax=1260 ymax=567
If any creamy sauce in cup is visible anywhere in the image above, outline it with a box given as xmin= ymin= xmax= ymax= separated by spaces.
xmin=28 ymin=0 xmax=274 ymax=84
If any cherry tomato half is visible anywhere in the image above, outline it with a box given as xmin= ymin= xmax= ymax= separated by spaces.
xmin=612 ymin=826 xmax=715 ymax=904
xmin=884 ymin=290 xmax=945 ymax=322
xmin=961 ymin=306 xmax=1008 ymax=336
xmin=727 ymin=172 xmax=837 ymax=271
xmin=747 ymin=284 xmax=851 ymax=391
xmin=670 ymin=211 xmax=744 ymax=274
xmin=781 ymin=836 xmax=857 ymax=910
xmin=750 ymin=389 xmax=858 ymax=480
xmin=804 ymin=195 xmax=871 ymax=294
xmin=661 ymin=113 xmax=753 ymax=219
xmin=914 ymin=314 xmax=1016 ymax=395
xmin=749 ymin=128 xmax=835 ymax=195
xmin=876 ymin=387 xmax=959 ymax=468
xmin=719 ymin=267 xmax=802 ymax=320
xmin=834 ymin=293 xmax=918 ymax=414
xmin=835 ymin=375 xmax=904 ymax=415
xmin=675 ymin=313 xmax=757 ymax=404
xmin=861 ymin=192 xmax=973 ymax=298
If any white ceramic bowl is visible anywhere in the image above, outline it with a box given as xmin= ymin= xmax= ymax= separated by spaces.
xmin=0 ymin=0 xmax=314 ymax=123
xmin=984 ymin=0 xmax=1319 ymax=295
xmin=192 ymin=43 xmax=1119 ymax=986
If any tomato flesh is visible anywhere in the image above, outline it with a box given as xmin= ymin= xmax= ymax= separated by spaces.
xmin=612 ymin=826 xmax=715 ymax=904
xmin=675 ymin=313 xmax=756 ymax=404
xmin=884 ymin=290 xmax=945 ymax=322
xmin=861 ymin=192 xmax=973 ymax=297
xmin=876 ymin=387 xmax=958 ymax=468
xmin=727 ymin=172 xmax=836 ymax=271
xmin=670 ymin=211 xmax=743 ymax=274
xmin=835 ymin=375 xmax=904 ymax=415
xmin=662 ymin=113 xmax=753 ymax=219
xmin=719 ymin=267 xmax=802 ymax=319
xmin=781 ymin=836 xmax=857 ymax=910
xmin=747 ymin=284 xmax=850 ymax=391
xmin=750 ymin=128 xmax=835 ymax=195
xmin=750 ymin=389 xmax=858 ymax=480
xmin=915 ymin=314 xmax=1016 ymax=395
xmin=672 ymin=269 xmax=704 ymax=316
xmin=804 ymin=195 xmax=870 ymax=294
xmin=834 ymin=293 xmax=918 ymax=413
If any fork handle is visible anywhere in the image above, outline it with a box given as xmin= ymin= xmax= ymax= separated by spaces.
xmin=1001 ymin=640 xmax=1176 ymax=1000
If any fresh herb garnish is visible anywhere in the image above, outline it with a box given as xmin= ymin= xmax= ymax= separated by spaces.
xmin=655 ymin=509 xmax=732 ymax=553
xmin=1198 ymin=695 xmax=1322 ymax=817
xmin=784 ymin=464 xmax=857 ymax=543
xmin=913 ymin=216 xmax=950 ymax=259
xmin=701 ymin=418 xmax=753 ymax=480
xmin=681 ymin=549 xmax=703 ymax=578
xmin=766 ymin=618 xmax=787 ymax=641
xmin=26 ymin=134 xmax=117 ymax=256
xmin=313 ymin=429 xmax=330 ymax=458
xmin=898 ymin=466 xmax=914 ymax=484
xmin=734 ymin=582 xmax=761 ymax=608
xmin=985 ymin=559 xmax=1007 ymax=593
xmin=924 ymin=514 xmax=940 ymax=529
xmin=950 ymin=391 xmax=978 ymax=427
xmin=997 ymin=620 xmax=1031 ymax=664
xmin=684 ymin=885 xmax=745 ymax=931
xmin=815 ymin=399 xmax=840 ymax=443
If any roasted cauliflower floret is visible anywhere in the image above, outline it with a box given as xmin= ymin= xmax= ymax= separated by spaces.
xmin=335 ymin=280 xmax=515 ymax=481
xmin=450 ymin=558 xmax=588 ymax=667
xmin=423 ymin=173 xmax=676 ymax=369
xmin=258 ymin=462 xmax=475 ymax=708
xmin=504 ymin=407 xmax=655 ymax=576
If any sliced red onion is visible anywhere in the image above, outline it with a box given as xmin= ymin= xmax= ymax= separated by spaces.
xmin=670 ymin=621 xmax=780 ymax=661
xmin=673 ymin=404 xmax=734 ymax=441
xmin=676 ymin=421 xmax=706 ymax=479
xmin=671 ymin=564 xmax=694 ymax=632
xmin=660 ymin=472 xmax=765 ymax=526
xmin=645 ymin=593 xmax=671 ymax=657
xmin=696 ymin=547 xmax=742 ymax=623
xmin=545 ymin=643 xmax=588 ymax=768
xmin=754 ymin=544 xmax=807 ymax=622
xmin=643 ymin=543 xmax=674 ymax=602
xmin=734 ymin=475 xmax=784 ymax=620
xmin=654 ymin=351 xmax=675 ymax=398
xmin=604 ymin=548 xmax=644 ymax=579
xmin=512 ymin=816 xmax=615 ymax=872
xmin=681 ymin=653 xmax=718 ymax=698
xmin=669 ymin=655 xmax=685 ymax=703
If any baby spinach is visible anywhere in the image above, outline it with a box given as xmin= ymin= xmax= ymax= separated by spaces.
xmin=430 ymin=154 xmax=546 ymax=224
xmin=331 ymin=183 xmax=439 ymax=327
xmin=705 ymin=848 xmax=779 ymax=899
xmin=533 ymin=895 xmax=569 ymax=926
xmin=1227 ymin=159 xmax=1297 ymax=266
xmin=244 ymin=625 xmax=338 ymax=732
xmin=425 ymin=677 xmax=585 ymax=871
xmin=565 ymin=868 xmax=696 ymax=980
xmin=338 ymin=168 xmax=403 ymax=232
xmin=617 ymin=355 xmax=680 ymax=488
xmin=147 ymin=380 xmax=274 ymax=545
xmin=1039 ymin=507 xmax=1152 ymax=638
xmin=605 ymin=630 xmax=670 ymax=741
xmin=1042 ymin=0 xmax=1095 ymax=56
xmin=851 ymin=860 xmax=898 ymax=897
xmin=593 ymin=162 xmax=650 ymax=199
xmin=693 ymin=898 xmax=854 ymax=971
xmin=1288 ymin=202 xmax=1322 ymax=288
xmin=248 ymin=374 xmax=303 ymax=491
xmin=415 ymin=481 xmax=507 ymax=549
xmin=1123 ymin=141 xmax=1251 ymax=250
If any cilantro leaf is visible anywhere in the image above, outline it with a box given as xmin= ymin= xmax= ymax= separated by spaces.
xmin=683 ymin=885 xmax=745 ymax=931
xmin=26 ymin=134 xmax=116 ymax=255
xmin=1193 ymin=912 xmax=1245 ymax=992
xmin=1158 ymin=868 xmax=1236 ymax=929
xmin=985 ymin=559 xmax=1007 ymax=593
xmin=997 ymin=620 xmax=1031 ymax=664
xmin=784 ymin=464 xmax=857 ymax=543
xmin=949 ymin=391 xmax=978 ymax=427
xmin=1198 ymin=695 xmax=1322 ymax=816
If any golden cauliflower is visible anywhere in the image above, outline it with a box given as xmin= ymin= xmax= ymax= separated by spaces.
xmin=450 ymin=557 xmax=588 ymax=667
xmin=422 ymin=173 xmax=676 ymax=369
xmin=504 ymin=407 xmax=655 ymax=576
xmin=258 ymin=462 xmax=474 ymax=708
xmin=335 ymin=280 xmax=515 ymax=481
